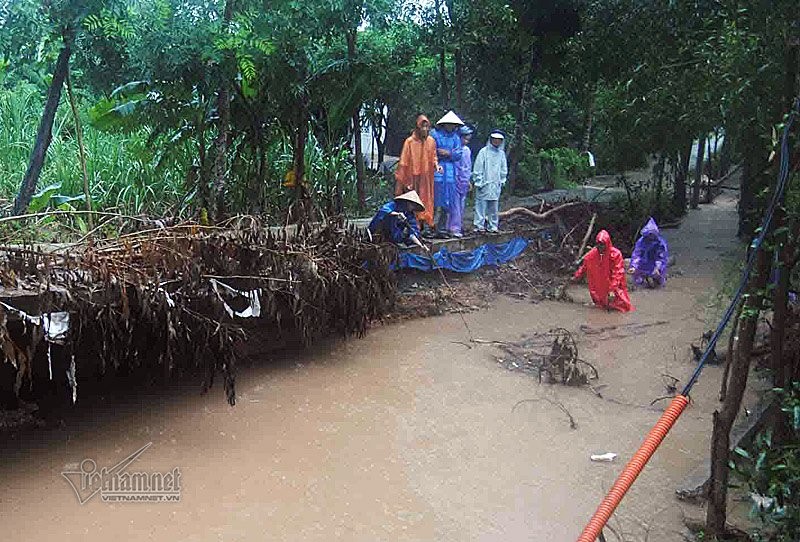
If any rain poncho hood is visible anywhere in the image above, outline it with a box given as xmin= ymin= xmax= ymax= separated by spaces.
xmin=472 ymin=137 xmax=508 ymax=201
xmin=630 ymin=217 xmax=669 ymax=286
xmin=573 ymin=230 xmax=634 ymax=312
xmin=414 ymin=114 xmax=431 ymax=137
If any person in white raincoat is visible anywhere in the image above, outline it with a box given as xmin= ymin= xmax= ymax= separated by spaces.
xmin=472 ymin=131 xmax=507 ymax=233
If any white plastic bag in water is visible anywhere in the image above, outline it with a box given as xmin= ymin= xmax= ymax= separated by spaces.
xmin=590 ymin=452 xmax=617 ymax=462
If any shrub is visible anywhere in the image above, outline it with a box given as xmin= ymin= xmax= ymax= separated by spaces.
xmin=515 ymin=143 xmax=592 ymax=194
xmin=732 ymin=383 xmax=800 ymax=542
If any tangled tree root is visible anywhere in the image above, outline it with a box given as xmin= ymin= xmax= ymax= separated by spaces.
xmin=495 ymin=328 xmax=598 ymax=386
xmin=0 ymin=221 xmax=397 ymax=408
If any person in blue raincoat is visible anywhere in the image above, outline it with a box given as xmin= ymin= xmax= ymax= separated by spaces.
xmin=628 ymin=217 xmax=669 ymax=287
xmin=431 ymin=111 xmax=465 ymax=237
xmin=472 ymin=131 xmax=508 ymax=233
xmin=368 ymin=191 xmax=426 ymax=248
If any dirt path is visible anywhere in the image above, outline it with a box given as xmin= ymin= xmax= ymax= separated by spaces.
xmin=0 ymin=193 xmax=760 ymax=541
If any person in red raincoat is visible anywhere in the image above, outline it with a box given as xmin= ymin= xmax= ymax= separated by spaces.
xmin=572 ymin=230 xmax=634 ymax=312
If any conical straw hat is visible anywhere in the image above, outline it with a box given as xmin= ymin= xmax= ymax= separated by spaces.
xmin=395 ymin=190 xmax=425 ymax=212
xmin=436 ymin=110 xmax=464 ymax=126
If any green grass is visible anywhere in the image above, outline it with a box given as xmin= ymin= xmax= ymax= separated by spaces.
xmin=0 ymin=82 xmax=187 ymax=216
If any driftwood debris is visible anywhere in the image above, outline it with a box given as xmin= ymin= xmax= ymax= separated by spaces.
xmin=579 ymin=320 xmax=670 ymax=339
xmin=577 ymin=212 xmax=598 ymax=260
xmin=498 ymin=201 xmax=585 ymax=221
xmin=494 ymin=328 xmax=598 ymax=386
xmin=512 ymin=396 xmax=578 ymax=429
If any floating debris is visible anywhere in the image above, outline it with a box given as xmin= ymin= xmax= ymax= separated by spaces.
xmin=494 ymin=328 xmax=598 ymax=386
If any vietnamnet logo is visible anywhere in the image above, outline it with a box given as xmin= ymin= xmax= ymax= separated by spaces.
xmin=61 ymin=442 xmax=181 ymax=504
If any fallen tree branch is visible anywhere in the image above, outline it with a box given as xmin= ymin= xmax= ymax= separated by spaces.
xmin=709 ymin=164 xmax=742 ymax=189
xmin=658 ymin=219 xmax=683 ymax=229
xmin=470 ymin=338 xmax=513 ymax=346
xmin=499 ymin=201 xmax=585 ymax=221
xmin=577 ymin=212 xmax=598 ymax=260
xmin=0 ymin=209 xmax=149 ymax=225
xmin=650 ymin=395 xmax=677 ymax=406
xmin=559 ymin=220 xmax=583 ymax=252
xmin=512 ymin=397 xmax=578 ymax=429
xmin=589 ymin=186 xmax=611 ymax=203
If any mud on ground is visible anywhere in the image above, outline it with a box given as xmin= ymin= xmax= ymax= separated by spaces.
xmin=387 ymin=249 xmax=574 ymax=322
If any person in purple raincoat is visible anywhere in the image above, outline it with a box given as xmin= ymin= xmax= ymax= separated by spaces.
xmin=628 ymin=217 xmax=669 ymax=287
xmin=447 ymin=125 xmax=474 ymax=237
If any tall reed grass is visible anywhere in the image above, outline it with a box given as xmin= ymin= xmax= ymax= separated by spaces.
xmin=0 ymin=82 xmax=187 ymax=215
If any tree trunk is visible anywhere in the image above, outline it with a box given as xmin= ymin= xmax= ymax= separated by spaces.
xmin=706 ymin=245 xmax=771 ymax=537
xmin=773 ymin=218 xmax=800 ymax=392
xmin=294 ymin=125 xmax=307 ymax=199
xmin=712 ymin=129 xmax=720 ymax=176
xmin=213 ymin=87 xmax=230 ymax=219
xmin=292 ymin=103 xmax=311 ymax=225
xmin=654 ymin=153 xmax=666 ymax=219
xmin=213 ymin=0 xmax=235 ymax=220
xmin=197 ymin=120 xmax=209 ymax=210
xmin=783 ymin=23 xmax=799 ymax=113
xmin=65 ymin=67 xmax=93 ymax=230
xmin=439 ymin=48 xmax=449 ymax=110
xmin=435 ymin=0 xmax=449 ymax=110
xmin=691 ymin=136 xmax=705 ymax=209
xmin=771 ymin=212 xmax=788 ymax=390
xmin=508 ymin=41 xmax=539 ymax=193
xmin=352 ymin=111 xmax=365 ymax=207
xmin=455 ymin=48 xmax=464 ymax=113
xmin=581 ymin=89 xmax=596 ymax=153
xmin=673 ymin=140 xmax=692 ymax=213
xmin=541 ymin=158 xmax=554 ymax=191
xmin=375 ymin=103 xmax=387 ymax=166
xmin=347 ymin=29 xmax=366 ymax=209
xmin=443 ymin=0 xmax=462 ymax=111
xmin=718 ymin=132 xmax=731 ymax=179
xmin=719 ymin=299 xmax=744 ymax=402
xmin=738 ymin=134 xmax=768 ymax=237
xmin=13 ymin=38 xmax=72 ymax=215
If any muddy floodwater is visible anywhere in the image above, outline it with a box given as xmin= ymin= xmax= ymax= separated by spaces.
xmin=0 ymin=195 xmax=761 ymax=541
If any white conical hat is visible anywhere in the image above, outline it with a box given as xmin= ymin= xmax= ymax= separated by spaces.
xmin=395 ymin=190 xmax=425 ymax=212
xmin=436 ymin=111 xmax=464 ymax=126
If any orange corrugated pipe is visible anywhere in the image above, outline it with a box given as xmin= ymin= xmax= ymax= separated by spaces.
xmin=576 ymin=394 xmax=690 ymax=542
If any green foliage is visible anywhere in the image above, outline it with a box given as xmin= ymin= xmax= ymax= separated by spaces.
xmin=0 ymin=0 xmax=797 ymax=226
xmin=732 ymin=384 xmax=800 ymax=541
xmin=27 ymin=182 xmax=85 ymax=213
xmin=538 ymin=147 xmax=591 ymax=186
xmin=0 ymin=81 xmax=186 ymax=215
xmin=516 ymin=142 xmax=590 ymax=194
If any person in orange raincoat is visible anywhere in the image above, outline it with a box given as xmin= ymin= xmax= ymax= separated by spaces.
xmin=395 ymin=114 xmax=441 ymax=230
xmin=572 ymin=230 xmax=634 ymax=312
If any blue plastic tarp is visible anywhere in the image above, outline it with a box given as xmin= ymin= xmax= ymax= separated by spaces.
xmin=395 ymin=237 xmax=528 ymax=273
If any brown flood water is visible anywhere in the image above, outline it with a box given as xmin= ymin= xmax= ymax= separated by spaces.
xmin=0 ymin=194 xmax=761 ymax=541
